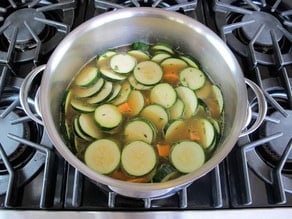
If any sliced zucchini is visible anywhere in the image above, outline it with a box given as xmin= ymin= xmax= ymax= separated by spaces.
xmin=150 ymin=83 xmax=177 ymax=108
xmin=78 ymin=113 xmax=103 ymax=139
xmin=188 ymin=118 xmax=216 ymax=149
xmin=164 ymin=119 xmax=188 ymax=144
xmin=175 ymin=86 xmax=198 ymax=119
xmin=151 ymin=52 xmax=171 ymax=63
xmin=73 ymin=117 xmax=92 ymax=141
xmin=111 ymin=80 xmax=132 ymax=105
xmin=170 ymin=141 xmax=205 ymax=173
xmin=73 ymin=77 xmax=105 ymax=98
xmin=64 ymin=89 xmax=73 ymax=114
xmin=212 ymin=85 xmax=224 ymax=115
xmin=124 ymin=118 xmax=156 ymax=144
xmin=125 ymin=90 xmax=145 ymax=117
xmin=74 ymin=66 xmax=99 ymax=87
xmin=85 ymin=139 xmax=121 ymax=174
xmin=179 ymin=55 xmax=199 ymax=68
xmin=153 ymin=164 xmax=179 ymax=182
xmin=107 ymin=83 xmax=122 ymax=102
xmin=128 ymin=75 xmax=152 ymax=90
xmin=133 ymin=60 xmax=163 ymax=85
xmin=100 ymin=66 xmax=128 ymax=82
xmin=128 ymin=50 xmax=150 ymax=62
xmin=70 ymin=97 xmax=96 ymax=113
xmin=169 ymin=98 xmax=185 ymax=120
xmin=140 ymin=104 xmax=169 ymax=132
xmin=97 ymin=50 xmax=117 ymax=66
xmin=86 ymin=81 xmax=113 ymax=104
xmin=179 ymin=67 xmax=206 ymax=90
xmin=160 ymin=58 xmax=188 ymax=75
xmin=110 ymin=53 xmax=137 ymax=74
xmin=151 ymin=42 xmax=174 ymax=55
xmin=121 ymin=140 xmax=157 ymax=177
xmin=94 ymin=104 xmax=122 ymax=130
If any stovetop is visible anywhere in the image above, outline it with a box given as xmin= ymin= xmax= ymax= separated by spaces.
xmin=0 ymin=0 xmax=291 ymax=213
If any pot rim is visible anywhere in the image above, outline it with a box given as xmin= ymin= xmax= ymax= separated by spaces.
xmin=40 ymin=7 xmax=248 ymax=197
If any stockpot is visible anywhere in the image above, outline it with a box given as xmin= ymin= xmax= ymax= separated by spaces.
xmin=20 ymin=8 xmax=267 ymax=198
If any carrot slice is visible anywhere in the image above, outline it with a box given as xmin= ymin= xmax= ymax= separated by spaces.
xmin=118 ymin=102 xmax=131 ymax=113
xmin=156 ymin=143 xmax=171 ymax=157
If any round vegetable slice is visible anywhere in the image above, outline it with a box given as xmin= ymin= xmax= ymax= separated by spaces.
xmin=170 ymin=141 xmax=205 ymax=173
xmin=110 ymin=53 xmax=137 ymax=74
xmin=74 ymin=66 xmax=99 ymax=87
xmin=153 ymin=164 xmax=179 ymax=182
xmin=85 ymin=139 xmax=121 ymax=174
xmin=175 ymin=86 xmax=198 ymax=119
xmin=121 ymin=141 xmax=157 ymax=177
xmin=78 ymin=113 xmax=103 ymax=139
xmin=124 ymin=118 xmax=156 ymax=144
xmin=179 ymin=67 xmax=206 ymax=90
xmin=133 ymin=60 xmax=163 ymax=85
xmin=94 ymin=104 xmax=122 ymax=130
xmin=150 ymin=83 xmax=177 ymax=108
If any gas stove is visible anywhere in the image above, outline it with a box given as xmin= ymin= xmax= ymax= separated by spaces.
xmin=0 ymin=0 xmax=291 ymax=218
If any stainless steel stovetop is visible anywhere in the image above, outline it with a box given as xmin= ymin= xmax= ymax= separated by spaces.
xmin=0 ymin=0 xmax=291 ymax=218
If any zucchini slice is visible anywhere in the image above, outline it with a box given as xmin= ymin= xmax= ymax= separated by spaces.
xmin=140 ymin=104 xmax=169 ymax=132
xmin=75 ymin=66 xmax=99 ymax=87
xmin=94 ymin=104 xmax=122 ymax=130
xmin=64 ymin=89 xmax=73 ymax=114
xmin=179 ymin=55 xmax=199 ymax=68
xmin=211 ymin=85 xmax=224 ymax=115
xmin=153 ymin=164 xmax=179 ymax=182
xmin=128 ymin=75 xmax=152 ymax=90
xmin=179 ymin=67 xmax=206 ymax=90
xmin=151 ymin=42 xmax=174 ymax=55
xmin=78 ymin=113 xmax=103 ymax=139
xmin=86 ymin=81 xmax=113 ymax=104
xmin=150 ymin=83 xmax=177 ymax=108
xmin=100 ymin=66 xmax=128 ymax=82
xmin=175 ymin=86 xmax=198 ymax=119
xmin=128 ymin=50 xmax=150 ymax=62
xmin=70 ymin=97 xmax=96 ymax=113
xmin=126 ymin=90 xmax=145 ymax=117
xmin=110 ymin=53 xmax=137 ymax=74
xmin=124 ymin=118 xmax=156 ymax=144
xmin=164 ymin=119 xmax=188 ymax=144
xmin=170 ymin=141 xmax=205 ymax=173
xmin=111 ymin=80 xmax=132 ymax=105
xmin=169 ymin=98 xmax=185 ymax=120
xmin=133 ymin=60 xmax=163 ymax=85
xmin=97 ymin=51 xmax=117 ymax=66
xmin=121 ymin=140 xmax=157 ymax=177
xmin=73 ymin=77 xmax=105 ymax=98
xmin=151 ymin=52 xmax=171 ymax=63
xmin=160 ymin=58 xmax=188 ymax=75
xmin=107 ymin=83 xmax=122 ymax=102
xmin=85 ymin=139 xmax=121 ymax=174
xmin=73 ymin=117 xmax=92 ymax=141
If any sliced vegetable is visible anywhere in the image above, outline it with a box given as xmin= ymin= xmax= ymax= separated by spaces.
xmin=153 ymin=164 xmax=179 ymax=182
xmin=133 ymin=60 xmax=163 ymax=85
xmin=179 ymin=67 xmax=206 ymax=90
xmin=128 ymin=50 xmax=150 ymax=62
xmin=73 ymin=77 xmax=105 ymax=98
xmin=124 ymin=118 xmax=156 ymax=144
xmin=111 ymin=80 xmax=132 ymax=105
xmin=164 ymin=119 xmax=188 ymax=144
xmin=156 ymin=143 xmax=171 ymax=157
xmin=107 ymin=83 xmax=122 ymax=102
xmin=110 ymin=53 xmax=137 ymax=74
xmin=78 ymin=113 xmax=103 ymax=139
xmin=151 ymin=52 xmax=171 ymax=63
xmin=73 ymin=117 xmax=92 ymax=141
xmin=74 ymin=66 xmax=99 ymax=87
xmin=97 ymin=50 xmax=117 ymax=66
xmin=128 ymin=75 xmax=152 ymax=90
xmin=124 ymin=90 xmax=145 ymax=116
xmin=140 ymin=104 xmax=169 ymax=132
xmin=86 ymin=81 xmax=113 ymax=104
xmin=150 ymin=83 xmax=177 ymax=109
xmin=175 ymin=86 xmax=198 ymax=119
xmin=85 ymin=139 xmax=121 ymax=174
xmin=64 ymin=89 xmax=73 ymax=114
xmin=169 ymin=98 xmax=185 ymax=120
xmin=211 ymin=85 xmax=224 ymax=115
xmin=94 ymin=104 xmax=122 ymax=130
xmin=170 ymin=141 xmax=205 ymax=173
xmin=179 ymin=55 xmax=199 ymax=68
xmin=100 ymin=66 xmax=128 ymax=82
xmin=121 ymin=140 xmax=157 ymax=177
xmin=70 ymin=97 xmax=96 ymax=113
xmin=151 ymin=42 xmax=174 ymax=54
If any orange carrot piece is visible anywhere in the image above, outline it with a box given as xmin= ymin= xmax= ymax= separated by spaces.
xmin=163 ymin=73 xmax=179 ymax=85
xmin=189 ymin=130 xmax=201 ymax=141
xmin=156 ymin=143 xmax=171 ymax=157
xmin=118 ymin=102 xmax=131 ymax=113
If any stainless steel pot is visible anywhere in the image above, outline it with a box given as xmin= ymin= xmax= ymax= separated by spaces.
xmin=19 ymin=8 xmax=267 ymax=198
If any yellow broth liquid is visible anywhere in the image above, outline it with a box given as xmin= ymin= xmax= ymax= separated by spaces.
xmin=61 ymin=44 xmax=223 ymax=183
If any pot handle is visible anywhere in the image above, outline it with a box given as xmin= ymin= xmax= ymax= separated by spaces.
xmin=19 ymin=64 xmax=46 ymax=125
xmin=239 ymin=78 xmax=267 ymax=137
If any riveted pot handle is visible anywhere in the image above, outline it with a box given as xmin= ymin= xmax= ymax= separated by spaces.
xmin=19 ymin=65 xmax=46 ymax=125
xmin=239 ymin=78 xmax=267 ymax=137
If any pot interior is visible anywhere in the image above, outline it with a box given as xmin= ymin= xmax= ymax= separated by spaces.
xmin=40 ymin=8 xmax=247 ymax=197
